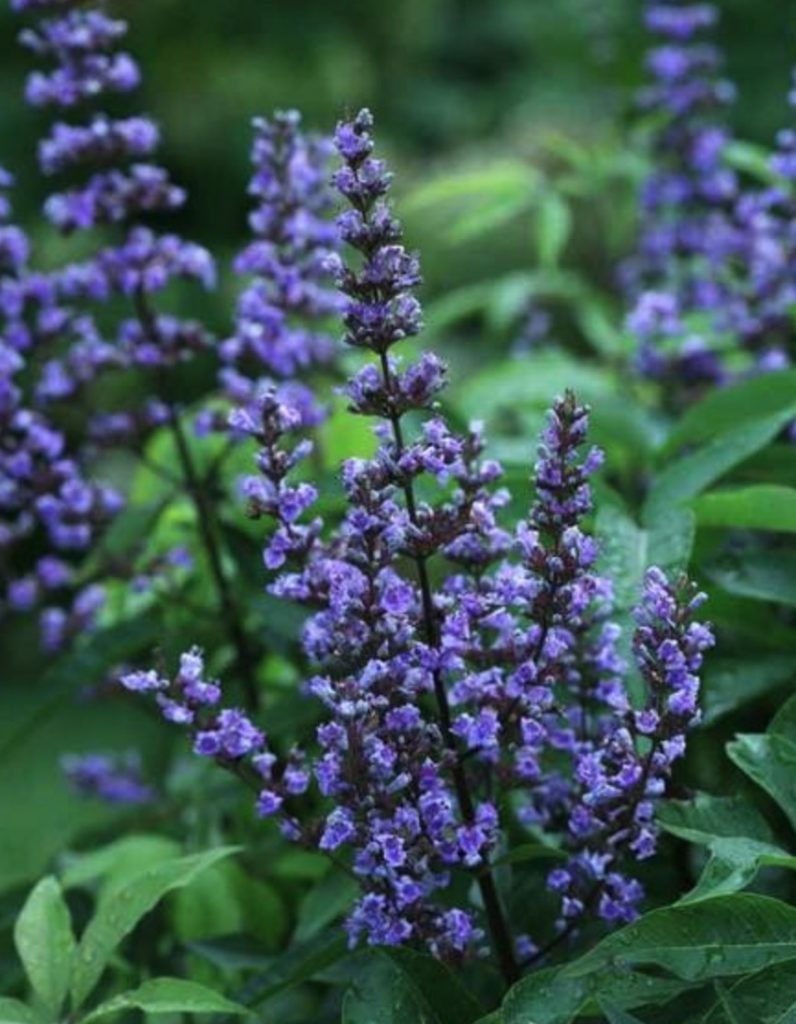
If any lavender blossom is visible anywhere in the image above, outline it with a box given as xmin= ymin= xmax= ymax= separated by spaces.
xmin=221 ymin=111 xmax=340 ymax=410
xmin=625 ymin=1 xmax=737 ymax=392
xmin=120 ymin=111 xmax=713 ymax=975
xmin=62 ymin=750 xmax=154 ymax=804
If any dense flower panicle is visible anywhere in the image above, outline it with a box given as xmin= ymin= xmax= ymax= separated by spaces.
xmin=551 ymin=568 xmax=714 ymax=925
xmin=221 ymin=112 xmax=339 ymax=409
xmin=626 ymin=1 xmax=738 ymax=389
xmin=62 ymin=750 xmax=154 ymax=804
xmin=0 ymin=169 xmax=119 ymax=646
xmin=120 ymin=110 xmax=713 ymax=967
xmin=15 ymin=0 xmax=217 ymax=379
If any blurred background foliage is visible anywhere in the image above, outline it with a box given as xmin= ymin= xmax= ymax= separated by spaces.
xmin=1 ymin=0 xmax=792 ymax=274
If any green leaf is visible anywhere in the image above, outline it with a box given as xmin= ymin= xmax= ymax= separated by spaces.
xmin=724 ymin=140 xmax=783 ymax=186
xmin=681 ymin=838 xmax=796 ymax=904
xmin=70 ymin=846 xmax=238 ymax=1008
xmin=599 ymin=1003 xmax=645 ymax=1024
xmin=695 ymin=486 xmax=796 ymax=533
xmin=246 ymin=931 xmax=349 ymax=1008
xmin=567 ymin=894 xmax=796 ymax=982
xmin=294 ymin=867 xmax=358 ymax=943
xmin=664 ymin=370 xmax=796 ymax=455
xmin=658 ymin=794 xmax=775 ymax=845
xmin=710 ymin=982 xmax=752 ymax=1024
xmin=383 ymin=948 xmax=484 ymax=1024
xmin=535 ymin=191 xmax=571 ymax=267
xmin=13 ymin=876 xmax=75 ymax=1017
xmin=61 ymin=835 xmax=181 ymax=895
xmin=727 ymin=733 xmax=796 ymax=832
xmin=82 ymin=977 xmax=249 ymax=1022
xmin=645 ymin=408 xmax=796 ymax=519
xmin=702 ymin=654 xmax=796 ymax=724
xmin=702 ymin=958 xmax=796 ymax=1023
xmin=707 ymin=550 xmax=796 ymax=608
xmin=502 ymin=965 xmax=690 ymax=1024
xmin=342 ymin=954 xmax=430 ymax=1024
xmin=171 ymin=861 xmax=287 ymax=952
xmin=0 ymin=999 xmax=37 ymax=1024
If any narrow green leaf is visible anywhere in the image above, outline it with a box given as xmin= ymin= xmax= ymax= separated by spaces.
xmin=663 ymin=371 xmax=796 ymax=455
xmin=695 ymin=486 xmax=796 ymax=533
xmin=82 ymin=977 xmax=249 ymax=1022
xmin=645 ymin=408 xmax=796 ymax=519
xmin=13 ymin=876 xmax=75 ymax=1017
xmin=535 ymin=191 xmax=571 ymax=267
xmin=70 ymin=846 xmax=238 ymax=1008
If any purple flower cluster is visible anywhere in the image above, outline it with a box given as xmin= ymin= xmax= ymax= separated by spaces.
xmin=628 ymin=2 xmax=796 ymax=395
xmin=62 ymin=750 xmax=154 ymax=805
xmin=548 ymin=569 xmax=714 ymax=928
xmin=122 ymin=111 xmax=714 ymax=973
xmin=625 ymin=1 xmax=738 ymax=390
xmin=14 ymin=0 xmax=216 ymax=400
xmin=0 ymin=168 xmax=120 ymax=646
xmin=221 ymin=111 xmax=340 ymax=412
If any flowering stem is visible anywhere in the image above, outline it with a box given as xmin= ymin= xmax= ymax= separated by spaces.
xmin=133 ymin=290 xmax=261 ymax=711
xmin=378 ymin=352 xmax=520 ymax=987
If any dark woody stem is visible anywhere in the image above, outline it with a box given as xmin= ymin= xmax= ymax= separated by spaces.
xmin=133 ymin=289 xmax=261 ymax=712
xmin=378 ymin=350 xmax=520 ymax=987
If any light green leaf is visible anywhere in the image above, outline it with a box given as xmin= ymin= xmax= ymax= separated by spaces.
xmin=61 ymin=835 xmax=181 ymax=895
xmin=0 ymin=998 xmax=37 ymax=1024
xmin=646 ymin=408 xmax=796 ymax=519
xmin=70 ymin=846 xmax=239 ymax=1008
xmin=13 ymin=876 xmax=75 ymax=1017
xmin=535 ymin=191 xmax=571 ymax=267
xmin=82 ymin=977 xmax=249 ymax=1022
xmin=695 ymin=486 xmax=796 ymax=533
